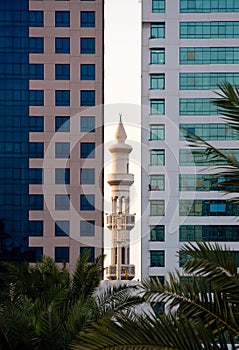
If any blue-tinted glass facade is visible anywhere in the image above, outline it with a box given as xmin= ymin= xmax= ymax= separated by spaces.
xmin=0 ymin=0 xmax=45 ymax=263
xmin=180 ymin=0 xmax=239 ymax=13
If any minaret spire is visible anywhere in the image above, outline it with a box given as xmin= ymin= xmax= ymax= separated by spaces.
xmin=106 ymin=117 xmax=135 ymax=281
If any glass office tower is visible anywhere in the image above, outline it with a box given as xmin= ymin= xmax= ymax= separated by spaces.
xmin=141 ymin=0 xmax=239 ymax=280
xmin=0 ymin=0 xmax=104 ymax=270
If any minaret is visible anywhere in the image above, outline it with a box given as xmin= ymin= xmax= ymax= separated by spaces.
xmin=106 ymin=117 xmax=135 ymax=280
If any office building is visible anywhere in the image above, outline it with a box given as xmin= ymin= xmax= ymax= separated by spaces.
xmin=141 ymin=0 xmax=239 ymax=280
xmin=0 ymin=0 xmax=104 ymax=270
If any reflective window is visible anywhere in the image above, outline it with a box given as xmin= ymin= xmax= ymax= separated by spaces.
xmin=55 ymin=247 xmax=69 ymax=263
xmin=80 ymin=194 xmax=95 ymax=210
xmin=179 ymin=98 xmax=218 ymax=116
xmin=149 ymin=175 xmax=165 ymax=191
xmin=150 ymin=200 xmax=165 ymax=216
xmin=80 ymin=11 xmax=95 ymax=27
xmin=80 ymin=168 xmax=95 ymax=184
xmin=180 ymin=21 xmax=239 ymax=38
xmin=55 ymin=142 xmax=70 ymax=158
xmin=179 ymin=174 xmax=239 ymax=191
xmin=179 ymin=225 xmax=239 ymax=242
xmin=180 ymin=47 xmax=239 ymax=65
xmin=55 ymin=194 xmax=70 ymax=210
xmin=80 ymin=116 xmax=95 ymax=132
xmin=29 ymin=169 xmax=43 ymax=184
xmin=29 ymin=90 xmax=44 ymax=106
xmin=152 ymin=0 xmax=165 ymax=13
xmin=55 ymin=168 xmax=70 ymax=184
xmin=29 ymin=195 xmax=43 ymax=210
xmin=28 ymin=221 xmax=43 ymax=236
xmin=150 ymin=225 xmax=165 ymax=241
xmin=55 ymin=90 xmax=70 ymax=106
xmin=150 ymin=149 xmax=165 ymax=166
xmin=180 ymin=72 xmax=239 ymax=90
xmin=55 ymin=116 xmax=70 ymax=132
xmin=29 ymin=37 xmax=44 ymax=53
xmin=150 ymin=23 xmax=165 ymax=38
xmin=55 ymin=11 xmax=70 ymax=27
xmin=180 ymin=0 xmax=239 ymax=13
xmin=150 ymin=125 xmax=165 ymax=140
xmin=80 ymin=220 xmax=95 ymax=236
xmin=55 ymin=64 xmax=70 ymax=80
xmin=55 ymin=221 xmax=69 ymax=236
xmin=80 ymin=247 xmax=95 ymax=262
xmin=55 ymin=38 xmax=70 ymax=53
xmin=150 ymin=74 xmax=165 ymax=89
xmin=80 ymin=90 xmax=95 ymax=106
xmin=80 ymin=64 xmax=95 ymax=80
xmin=150 ymin=99 xmax=165 ymax=115
xmin=150 ymin=250 xmax=165 ymax=267
xmin=179 ymin=200 xmax=239 ymax=216
xmin=29 ymin=64 xmax=44 ymax=79
xmin=80 ymin=38 xmax=95 ymax=54
xmin=80 ymin=142 xmax=95 ymax=158
xmin=29 ymin=116 xmax=43 ymax=132
xmin=180 ymin=123 xmax=238 ymax=140
xmin=179 ymin=149 xmax=239 ymax=166
xmin=150 ymin=48 xmax=165 ymax=64
xmin=29 ymin=11 xmax=44 ymax=27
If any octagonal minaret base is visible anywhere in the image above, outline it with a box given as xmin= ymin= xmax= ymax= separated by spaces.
xmin=106 ymin=117 xmax=135 ymax=281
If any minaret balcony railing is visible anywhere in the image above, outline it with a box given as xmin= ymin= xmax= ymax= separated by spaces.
xmin=107 ymin=173 xmax=134 ymax=186
xmin=106 ymin=264 xmax=135 ymax=280
xmin=106 ymin=214 xmax=135 ymax=231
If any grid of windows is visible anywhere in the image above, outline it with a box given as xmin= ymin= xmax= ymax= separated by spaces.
xmin=150 ymin=23 xmax=165 ymax=38
xmin=180 ymin=47 xmax=239 ymax=65
xmin=55 ymin=142 xmax=70 ymax=158
xmin=179 ymin=149 xmax=239 ymax=166
xmin=180 ymin=0 xmax=239 ymax=13
xmin=80 ymin=194 xmax=95 ymax=210
xmin=55 ymin=168 xmax=70 ymax=184
xmin=150 ymin=225 xmax=165 ymax=241
xmin=80 ymin=220 xmax=95 ymax=236
xmin=55 ymin=194 xmax=70 ymax=210
xmin=80 ymin=168 xmax=95 ymax=184
xmin=179 ymin=174 xmax=239 ymax=192
xmin=150 ymin=74 xmax=165 ymax=89
xmin=179 ymin=200 xmax=239 ymax=216
xmin=55 ymin=64 xmax=70 ymax=80
xmin=180 ymin=73 xmax=239 ymax=90
xmin=80 ymin=116 xmax=95 ymax=132
xmin=150 ymin=99 xmax=165 ymax=115
xmin=80 ymin=64 xmax=95 ymax=80
xmin=150 ymin=150 xmax=165 ymax=166
xmin=179 ymin=98 xmax=218 ymax=116
xmin=55 ymin=90 xmax=70 ymax=106
xmin=149 ymin=175 xmax=165 ymax=190
xmin=55 ymin=221 xmax=69 ymax=236
xmin=150 ymin=200 xmax=165 ymax=216
xmin=55 ymin=247 xmax=69 ymax=263
xmin=80 ymin=11 xmax=95 ymax=27
xmin=55 ymin=116 xmax=70 ymax=132
xmin=55 ymin=38 xmax=70 ymax=53
xmin=150 ymin=125 xmax=165 ymax=140
xmin=180 ymin=123 xmax=238 ymax=140
xmin=180 ymin=21 xmax=239 ymax=38
xmin=80 ymin=142 xmax=95 ymax=158
xmin=55 ymin=11 xmax=70 ymax=27
xmin=180 ymin=225 xmax=239 ymax=242
xmin=150 ymin=49 xmax=165 ymax=64
xmin=80 ymin=247 xmax=95 ymax=262
xmin=150 ymin=250 xmax=165 ymax=267
xmin=80 ymin=38 xmax=95 ymax=54
xmin=80 ymin=90 xmax=95 ymax=106
xmin=152 ymin=0 xmax=165 ymax=13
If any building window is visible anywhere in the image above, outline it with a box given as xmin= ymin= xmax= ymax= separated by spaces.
xmin=151 ymin=23 xmax=165 ymax=38
xmin=55 ymin=90 xmax=70 ymax=106
xmin=28 ymin=221 xmax=43 ymax=236
xmin=179 ymin=149 xmax=239 ymax=166
xmin=150 ymin=250 xmax=165 ymax=267
xmin=80 ymin=168 xmax=95 ymax=184
xmin=80 ymin=247 xmax=95 ymax=262
xmin=150 ymin=74 xmax=165 ymax=90
xmin=149 ymin=175 xmax=165 ymax=190
xmin=55 ymin=116 xmax=70 ymax=132
xmin=179 ymin=200 xmax=239 ymax=216
xmin=80 ymin=194 xmax=95 ymax=211
xmin=80 ymin=220 xmax=95 ymax=236
xmin=29 ymin=194 xmax=44 ymax=210
xmin=80 ymin=142 xmax=95 ymax=158
xmin=150 ymin=48 xmax=165 ymax=64
xmin=29 ymin=11 xmax=44 ymax=27
xmin=180 ymin=72 xmax=239 ymax=90
xmin=179 ymin=98 xmax=218 ymax=116
xmin=80 ymin=38 xmax=95 ymax=54
xmin=55 ymin=194 xmax=70 ymax=210
xmin=55 ymin=221 xmax=69 ymax=236
xmin=29 ymin=168 xmax=43 ymax=184
xmin=55 ymin=11 xmax=70 ymax=27
xmin=55 ymin=64 xmax=70 ymax=80
xmin=55 ymin=38 xmax=70 ymax=53
xmin=55 ymin=168 xmax=70 ymax=184
xmin=80 ymin=116 xmax=95 ymax=132
xmin=152 ymin=0 xmax=165 ymax=13
xmin=29 ymin=116 xmax=44 ymax=132
xmin=180 ymin=21 xmax=239 ymax=39
xmin=29 ymin=143 xmax=44 ymax=158
xmin=180 ymin=47 xmax=239 ymax=65
xmin=80 ymin=90 xmax=95 ymax=106
xmin=29 ymin=64 xmax=44 ymax=80
xmin=150 ymin=225 xmax=165 ymax=241
xmin=150 ymin=200 xmax=165 ymax=216
xmin=150 ymin=125 xmax=165 ymax=140
xmin=179 ymin=174 xmax=239 ymax=192
xmin=180 ymin=123 xmax=238 ymax=141
xmin=150 ymin=149 xmax=165 ymax=166
xmin=180 ymin=0 xmax=239 ymax=13
xmin=55 ymin=247 xmax=69 ymax=263
xmin=29 ymin=90 xmax=44 ymax=106
xmin=55 ymin=142 xmax=70 ymax=158
xmin=150 ymin=99 xmax=165 ymax=115
xmin=179 ymin=225 xmax=239 ymax=242
xmin=80 ymin=11 xmax=95 ymax=27
xmin=29 ymin=37 xmax=44 ymax=53
xmin=80 ymin=64 xmax=95 ymax=80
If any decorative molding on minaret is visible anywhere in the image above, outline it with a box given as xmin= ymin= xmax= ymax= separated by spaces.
xmin=106 ymin=118 xmax=135 ymax=280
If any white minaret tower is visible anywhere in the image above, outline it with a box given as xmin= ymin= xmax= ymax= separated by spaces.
xmin=106 ymin=117 xmax=135 ymax=280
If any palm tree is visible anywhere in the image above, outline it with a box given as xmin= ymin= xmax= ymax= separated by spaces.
xmin=70 ymin=242 xmax=239 ymax=350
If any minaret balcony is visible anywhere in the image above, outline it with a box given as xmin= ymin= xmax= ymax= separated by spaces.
xmin=106 ymin=214 xmax=135 ymax=231
xmin=106 ymin=264 xmax=135 ymax=280
xmin=107 ymin=173 xmax=134 ymax=186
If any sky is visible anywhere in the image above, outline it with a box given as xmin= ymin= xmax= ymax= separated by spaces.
xmin=104 ymin=0 xmax=142 ymax=279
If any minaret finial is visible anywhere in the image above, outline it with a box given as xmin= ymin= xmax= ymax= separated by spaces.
xmin=119 ymin=113 xmax=122 ymax=122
